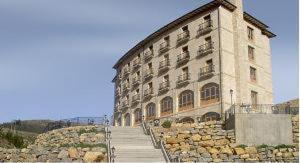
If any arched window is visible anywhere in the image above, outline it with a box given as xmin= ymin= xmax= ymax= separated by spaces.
xmin=179 ymin=90 xmax=194 ymax=111
xmin=201 ymin=83 xmax=220 ymax=105
xmin=161 ymin=96 xmax=173 ymax=116
xmin=146 ymin=103 xmax=156 ymax=120
xmin=201 ymin=112 xmax=220 ymax=122
xmin=124 ymin=113 xmax=131 ymax=126
xmin=134 ymin=108 xmax=142 ymax=124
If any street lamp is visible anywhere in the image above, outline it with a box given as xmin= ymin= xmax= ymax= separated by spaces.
xmin=230 ymin=89 xmax=233 ymax=106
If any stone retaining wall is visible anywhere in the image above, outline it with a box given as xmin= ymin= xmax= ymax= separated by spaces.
xmin=152 ymin=119 xmax=299 ymax=162
xmin=292 ymin=115 xmax=299 ymax=145
xmin=0 ymin=126 xmax=107 ymax=162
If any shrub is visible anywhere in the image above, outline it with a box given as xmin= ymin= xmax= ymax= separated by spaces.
xmin=257 ymin=144 xmax=268 ymax=149
xmin=1 ymin=130 xmax=26 ymax=148
xmin=275 ymin=144 xmax=295 ymax=149
xmin=236 ymin=144 xmax=247 ymax=149
xmin=161 ymin=120 xmax=172 ymax=128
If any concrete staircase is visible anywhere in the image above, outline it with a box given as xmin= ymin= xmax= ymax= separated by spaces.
xmin=109 ymin=126 xmax=165 ymax=162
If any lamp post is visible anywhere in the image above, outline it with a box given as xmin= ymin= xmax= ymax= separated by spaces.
xmin=230 ymin=89 xmax=233 ymax=106
xmin=111 ymin=146 xmax=116 ymax=163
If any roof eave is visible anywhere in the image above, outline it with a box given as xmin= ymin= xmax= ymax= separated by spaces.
xmin=113 ymin=0 xmax=236 ymax=69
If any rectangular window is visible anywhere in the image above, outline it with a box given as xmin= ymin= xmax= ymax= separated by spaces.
xmin=251 ymin=91 xmax=258 ymax=105
xmin=204 ymin=15 xmax=211 ymax=21
xmin=182 ymin=25 xmax=188 ymax=32
xmin=205 ymin=36 xmax=212 ymax=43
xmin=247 ymin=27 xmax=254 ymax=40
xmin=250 ymin=67 xmax=257 ymax=82
xmin=248 ymin=46 xmax=255 ymax=61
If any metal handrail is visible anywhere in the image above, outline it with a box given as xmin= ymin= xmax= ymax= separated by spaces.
xmin=142 ymin=121 xmax=172 ymax=162
xmin=105 ymin=127 xmax=111 ymax=163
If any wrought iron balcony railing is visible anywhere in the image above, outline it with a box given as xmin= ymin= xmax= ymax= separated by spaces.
xmin=123 ymin=67 xmax=130 ymax=77
xmin=132 ymin=76 xmax=141 ymax=86
xmin=177 ymin=73 xmax=191 ymax=86
xmin=197 ymin=20 xmax=213 ymax=36
xmin=158 ymin=59 xmax=170 ymax=72
xmin=132 ymin=58 xmax=141 ymax=69
xmin=122 ymin=100 xmax=129 ymax=108
xmin=159 ymin=41 xmax=170 ymax=54
xmin=177 ymin=52 xmax=190 ymax=65
xmin=159 ymin=81 xmax=170 ymax=92
xmin=198 ymin=42 xmax=214 ymax=57
xmin=144 ymin=88 xmax=154 ymax=98
xmin=199 ymin=65 xmax=215 ymax=79
xmin=132 ymin=94 xmax=141 ymax=103
xmin=144 ymin=50 xmax=154 ymax=61
xmin=177 ymin=31 xmax=190 ymax=44
xmin=144 ymin=68 xmax=154 ymax=80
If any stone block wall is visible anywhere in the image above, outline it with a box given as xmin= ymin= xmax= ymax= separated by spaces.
xmin=152 ymin=120 xmax=299 ymax=162
xmin=292 ymin=115 xmax=299 ymax=145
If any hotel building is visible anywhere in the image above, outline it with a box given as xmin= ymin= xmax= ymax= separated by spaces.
xmin=112 ymin=0 xmax=275 ymax=126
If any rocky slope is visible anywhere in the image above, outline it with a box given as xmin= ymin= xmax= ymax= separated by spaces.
xmin=0 ymin=125 xmax=107 ymax=162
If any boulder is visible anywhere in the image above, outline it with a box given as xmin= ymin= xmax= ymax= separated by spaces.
xmin=220 ymin=146 xmax=233 ymax=155
xmin=201 ymin=135 xmax=211 ymax=141
xmin=57 ymin=150 xmax=68 ymax=159
xmin=199 ymin=140 xmax=214 ymax=147
xmin=83 ymin=152 xmax=104 ymax=162
xmin=245 ymin=147 xmax=257 ymax=154
xmin=68 ymin=147 xmax=78 ymax=159
xmin=214 ymin=139 xmax=229 ymax=146
xmin=240 ymin=154 xmax=250 ymax=159
xmin=191 ymin=134 xmax=201 ymax=142
xmin=282 ymin=152 xmax=293 ymax=158
xmin=208 ymin=148 xmax=219 ymax=155
xmin=234 ymin=148 xmax=245 ymax=155
xmin=197 ymin=147 xmax=207 ymax=154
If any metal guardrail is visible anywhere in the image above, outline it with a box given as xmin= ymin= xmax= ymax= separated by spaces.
xmin=225 ymin=104 xmax=299 ymax=119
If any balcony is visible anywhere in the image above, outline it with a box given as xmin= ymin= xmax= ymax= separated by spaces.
xmin=115 ymin=88 xmax=121 ymax=98
xmin=177 ymin=31 xmax=190 ymax=45
xmin=122 ymin=100 xmax=129 ymax=109
xmin=114 ymin=104 xmax=121 ymax=113
xmin=197 ymin=42 xmax=214 ymax=58
xmin=158 ymin=81 xmax=170 ymax=93
xmin=132 ymin=94 xmax=141 ymax=104
xmin=199 ymin=65 xmax=215 ymax=80
xmin=122 ymin=83 xmax=129 ymax=92
xmin=144 ymin=88 xmax=154 ymax=99
xmin=144 ymin=50 xmax=154 ymax=62
xmin=123 ymin=67 xmax=130 ymax=78
xmin=144 ymin=68 xmax=154 ymax=81
xmin=159 ymin=41 xmax=170 ymax=54
xmin=197 ymin=20 xmax=213 ymax=36
xmin=177 ymin=73 xmax=190 ymax=87
xmin=158 ymin=59 xmax=170 ymax=73
xmin=177 ymin=51 xmax=190 ymax=65
xmin=132 ymin=76 xmax=141 ymax=87
xmin=132 ymin=58 xmax=141 ymax=70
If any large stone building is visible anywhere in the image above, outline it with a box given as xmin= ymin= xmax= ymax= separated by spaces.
xmin=112 ymin=0 xmax=275 ymax=126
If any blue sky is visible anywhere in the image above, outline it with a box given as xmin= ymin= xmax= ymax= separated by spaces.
xmin=0 ymin=0 xmax=298 ymax=123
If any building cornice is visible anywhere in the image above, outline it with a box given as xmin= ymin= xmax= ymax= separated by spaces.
xmin=244 ymin=12 xmax=276 ymax=38
xmin=113 ymin=0 xmax=236 ymax=69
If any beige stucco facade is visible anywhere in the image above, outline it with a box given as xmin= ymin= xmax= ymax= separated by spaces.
xmin=112 ymin=0 xmax=275 ymax=126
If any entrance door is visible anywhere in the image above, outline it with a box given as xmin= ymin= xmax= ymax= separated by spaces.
xmin=125 ymin=113 xmax=131 ymax=126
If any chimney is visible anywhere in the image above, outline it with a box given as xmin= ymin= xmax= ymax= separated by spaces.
xmin=227 ymin=0 xmax=243 ymax=13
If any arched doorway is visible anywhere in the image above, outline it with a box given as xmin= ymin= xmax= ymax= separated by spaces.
xmin=201 ymin=112 xmax=220 ymax=122
xmin=178 ymin=90 xmax=194 ymax=111
xmin=124 ymin=113 xmax=131 ymax=126
xmin=160 ymin=96 xmax=173 ymax=116
xmin=178 ymin=117 xmax=195 ymax=124
xmin=134 ymin=108 xmax=142 ymax=125
xmin=146 ymin=103 xmax=156 ymax=120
